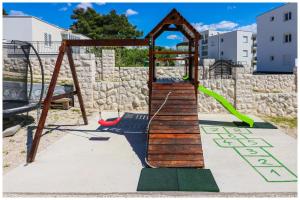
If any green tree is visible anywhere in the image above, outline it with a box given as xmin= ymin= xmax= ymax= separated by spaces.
xmin=3 ymin=9 xmax=8 ymax=16
xmin=70 ymin=8 xmax=143 ymax=39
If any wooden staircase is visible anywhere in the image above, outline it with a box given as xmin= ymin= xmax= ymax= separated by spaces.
xmin=147 ymin=82 xmax=204 ymax=168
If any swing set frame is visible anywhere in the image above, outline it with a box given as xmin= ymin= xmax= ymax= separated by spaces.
xmin=27 ymin=8 xmax=201 ymax=163
xmin=27 ymin=39 xmax=149 ymax=163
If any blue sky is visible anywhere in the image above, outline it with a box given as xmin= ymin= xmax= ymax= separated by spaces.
xmin=3 ymin=2 xmax=283 ymax=47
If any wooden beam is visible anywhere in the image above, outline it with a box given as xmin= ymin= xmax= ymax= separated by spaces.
xmin=51 ymin=91 xmax=77 ymax=101
xmin=27 ymin=43 xmax=67 ymax=163
xmin=65 ymin=39 xmax=149 ymax=47
xmin=66 ymin=46 xmax=88 ymax=125
xmin=156 ymin=57 xmax=188 ymax=61
xmin=153 ymin=51 xmax=194 ymax=55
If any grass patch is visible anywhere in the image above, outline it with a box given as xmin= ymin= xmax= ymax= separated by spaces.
xmin=263 ymin=116 xmax=297 ymax=129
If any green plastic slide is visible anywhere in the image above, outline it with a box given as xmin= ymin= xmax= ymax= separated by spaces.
xmin=182 ymin=75 xmax=189 ymax=80
xmin=198 ymin=85 xmax=254 ymax=127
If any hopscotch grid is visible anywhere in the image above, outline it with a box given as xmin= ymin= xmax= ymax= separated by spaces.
xmin=201 ymin=124 xmax=297 ymax=182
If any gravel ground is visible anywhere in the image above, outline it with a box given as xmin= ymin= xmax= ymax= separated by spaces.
xmin=3 ymin=107 xmax=94 ymax=174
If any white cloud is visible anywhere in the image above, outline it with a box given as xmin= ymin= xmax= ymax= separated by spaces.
xmin=227 ymin=5 xmax=237 ymax=10
xmin=167 ymin=34 xmax=182 ymax=40
xmin=59 ymin=7 xmax=68 ymax=11
xmin=235 ymin=23 xmax=257 ymax=33
xmin=193 ymin=20 xmax=238 ymax=32
xmin=95 ymin=2 xmax=106 ymax=6
xmin=76 ymin=2 xmax=93 ymax=10
xmin=9 ymin=10 xmax=27 ymax=16
xmin=125 ymin=9 xmax=138 ymax=16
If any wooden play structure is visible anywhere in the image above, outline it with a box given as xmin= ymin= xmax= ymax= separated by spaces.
xmin=27 ymin=9 xmax=204 ymax=168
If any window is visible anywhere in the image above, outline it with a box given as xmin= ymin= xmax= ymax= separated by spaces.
xmin=221 ymin=51 xmax=224 ymax=56
xmin=221 ymin=38 xmax=224 ymax=42
xmin=284 ymin=33 xmax=292 ymax=43
xmin=44 ymin=33 xmax=52 ymax=47
xmin=270 ymin=36 xmax=274 ymax=42
xmin=243 ymin=36 xmax=248 ymax=43
xmin=270 ymin=16 xmax=275 ymax=21
xmin=284 ymin=12 xmax=292 ymax=21
xmin=270 ymin=56 xmax=274 ymax=61
xmin=242 ymin=50 xmax=248 ymax=57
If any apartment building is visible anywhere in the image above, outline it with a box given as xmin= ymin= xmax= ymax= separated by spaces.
xmin=205 ymin=30 xmax=254 ymax=67
xmin=199 ymin=30 xmax=219 ymax=60
xmin=256 ymin=3 xmax=297 ymax=72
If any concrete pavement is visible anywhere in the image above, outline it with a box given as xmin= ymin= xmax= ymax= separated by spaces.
xmin=3 ymin=112 xmax=297 ymax=196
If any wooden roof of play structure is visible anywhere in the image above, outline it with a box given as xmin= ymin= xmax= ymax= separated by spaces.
xmin=146 ymin=8 xmax=201 ymax=40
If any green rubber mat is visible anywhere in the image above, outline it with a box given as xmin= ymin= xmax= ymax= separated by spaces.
xmin=137 ymin=168 xmax=219 ymax=192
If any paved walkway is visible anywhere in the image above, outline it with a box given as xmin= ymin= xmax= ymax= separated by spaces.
xmin=3 ymin=112 xmax=297 ymax=195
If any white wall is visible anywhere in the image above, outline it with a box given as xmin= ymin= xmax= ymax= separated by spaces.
xmin=3 ymin=17 xmax=33 ymax=41
xmin=236 ymin=31 xmax=253 ymax=67
xmin=257 ymin=3 xmax=297 ymax=72
xmin=31 ymin=17 xmax=64 ymax=41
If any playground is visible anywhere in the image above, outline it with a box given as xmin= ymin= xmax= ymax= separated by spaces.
xmin=2 ymin=8 xmax=297 ymax=196
xmin=3 ymin=112 xmax=297 ymax=196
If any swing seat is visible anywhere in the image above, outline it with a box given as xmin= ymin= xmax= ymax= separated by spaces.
xmin=98 ymin=117 xmax=122 ymax=126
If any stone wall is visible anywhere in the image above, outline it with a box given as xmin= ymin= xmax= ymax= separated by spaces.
xmin=3 ymin=50 xmax=297 ymax=118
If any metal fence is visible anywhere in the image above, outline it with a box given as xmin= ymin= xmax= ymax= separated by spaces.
xmin=30 ymin=41 xmax=89 ymax=55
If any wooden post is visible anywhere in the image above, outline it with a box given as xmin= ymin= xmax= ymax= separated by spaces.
xmin=188 ymin=39 xmax=193 ymax=81
xmin=148 ymin=36 xmax=154 ymax=116
xmin=194 ymin=37 xmax=199 ymax=98
xmin=27 ymin=43 xmax=66 ymax=163
xmin=66 ymin=46 xmax=88 ymax=125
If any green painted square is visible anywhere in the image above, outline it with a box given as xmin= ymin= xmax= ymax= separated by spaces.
xmin=255 ymin=167 xmax=297 ymax=182
xmin=224 ymin=127 xmax=252 ymax=134
xmin=137 ymin=168 xmax=178 ymax=191
xmin=219 ymin=133 xmax=247 ymax=139
xmin=238 ymin=138 xmax=272 ymax=147
xmin=177 ymin=169 xmax=220 ymax=192
xmin=201 ymin=126 xmax=227 ymax=134
xmin=235 ymin=147 xmax=269 ymax=156
xmin=244 ymin=156 xmax=281 ymax=167
xmin=214 ymin=138 xmax=245 ymax=148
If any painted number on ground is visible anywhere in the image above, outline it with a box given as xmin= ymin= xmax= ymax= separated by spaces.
xmin=255 ymin=167 xmax=297 ymax=182
xmin=202 ymin=126 xmax=227 ymax=134
xmin=220 ymin=133 xmax=246 ymax=139
xmin=213 ymin=138 xmax=244 ymax=148
xmin=238 ymin=138 xmax=272 ymax=147
xmin=244 ymin=156 xmax=281 ymax=167
xmin=235 ymin=147 xmax=269 ymax=156
xmin=224 ymin=127 xmax=252 ymax=134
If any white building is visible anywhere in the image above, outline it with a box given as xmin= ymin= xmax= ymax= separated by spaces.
xmin=199 ymin=30 xmax=219 ymax=60
xmin=3 ymin=16 xmax=89 ymax=54
xmin=206 ymin=30 xmax=254 ymax=67
xmin=256 ymin=3 xmax=297 ymax=72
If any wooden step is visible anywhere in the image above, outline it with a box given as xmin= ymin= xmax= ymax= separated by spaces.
xmin=149 ymin=115 xmax=198 ymax=121
xmin=147 ymin=160 xmax=204 ymax=168
xmin=149 ymin=138 xmax=201 ymax=145
xmin=148 ymin=154 xmax=203 ymax=161
xmin=149 ymin=133 xmax=201 ymax=139
xmin=151 ymin=100 xmax=197 ymax=105
xmin=150 ymin=120 xmax=199 ymax=127
xmin=148 ymin=144 xmax=202 ymax=154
